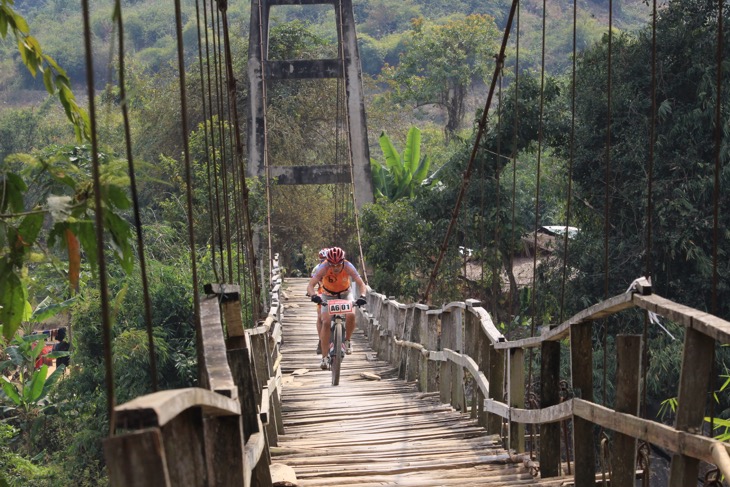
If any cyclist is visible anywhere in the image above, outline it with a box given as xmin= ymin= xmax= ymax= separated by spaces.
xmin=307 ymin=247 xmax=367 ymax=370
xmin=311 ymin=248 xmax=328 ymax=355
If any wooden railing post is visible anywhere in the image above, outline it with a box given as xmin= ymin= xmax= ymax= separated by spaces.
xmin=571 ymin=322 xmax=595 ymax=485
xmin=440 ymin=306 xmax=454 ymax=406
xmin=509 ymin=347 xmax=525 ymax=453
xmin=439 ymin=305 xmax=466 ymax=411
xmin=250 ymin=330 xmax=278 ymax=447
xmin=613 ymin=335 xmax=642 ymax=487
xmin=228 ymin=346 xmax=273 ymax=485
xmin=204 ymin=414 xmax=245 ymax=486
xmin=540 ymin=340 xmax=561 ymax=477
xmin=450 ymin=306 xmax=465 ymax=412
xmin=394 ymin=303 xmax=407 ymax=376
xmin=399 ymin=306 xmax=413 ymax=379
xmin=488 ymin=340 xmax=505 ymax=435
xmin=464 ymin=301 xmax=481 ymax=421
xmin=104 ymin=429 xmax=171 ymax=486
xmin=425 ymin=309 xmax=440 ymax=392
xmin=266 ymin=318 xmax=285 ymax=436
xmin=378 ymin=297 xmax=390 ymax=357
xmin=669 ymin=328 xmax=715 ymax=487
xmin=404 ymin=306 xmax=420 ymax=382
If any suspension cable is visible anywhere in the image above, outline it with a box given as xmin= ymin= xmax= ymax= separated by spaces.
xmin=422 ymin=0 xmax=519 ymax=303
xmin=218 ymin=0 xmax=262 ymax=321
xmin=203 ymin=0 xmax=226 ymax=281
xmin=113 ymin=0 xmax=158 ymax=391
xmin=195 ymin=0 xmax=219 ymax=283
xmin=526 ymin=0 xmax=548 ymax=459
xmin=336 ymin=1 xmax=369 ymax=284
xmin=642 ymin=0 xmax=658 ymax=420
xmin=508 ymin=0 xmax=521 ymax=340
xmin=493 ymin=62 xmax=504 ymax=320
xmin=81 ymin=0 xmax=115 ymax=435
xmin=559 ymin=0 xmax=579 ymax=324
xmin=712 ymin=0 xmax=723 ymax=318
xmin=174 ymin=0 xmax=203 ymax=381
xmin=255 ymin=0 xmax=274 ymax=286
xmin=709 ymin=0 xmax=724 ymax=440
xmin=212 ymin=1 xmax=233 ymax=280
xmin=602 ymin=0 xmax=614 ymax=410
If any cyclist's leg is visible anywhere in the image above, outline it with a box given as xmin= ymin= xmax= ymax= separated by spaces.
xmin=345 ymin=313 xmax=355 ymax=341
xmin=315 ymin=303 xmax=323 ymax=354
xmin=319 ymin=306 xmax=332 ymax=359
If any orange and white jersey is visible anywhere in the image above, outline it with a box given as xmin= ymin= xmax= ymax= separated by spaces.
xmin=311 ymin=260 xmax=361 ymax=296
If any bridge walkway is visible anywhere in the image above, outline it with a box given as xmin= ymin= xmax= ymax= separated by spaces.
xmin=272 ymin=279 xmax=573 ymax=486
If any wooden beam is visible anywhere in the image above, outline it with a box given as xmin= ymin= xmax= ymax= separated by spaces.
xmin=540 ymin=341 xmax=561 ymax=477
xmin=104 ymin=428 xmax=171 ymax=487
xmin=200 ymin=296 xmax=238 ymax=397
xmin=266 ymin=59 xmax=341 ymax=79
xmin=669 ymin=328 xmax=715 ymax=486
xmin=634 ymin=293 xmax=730 ymax=344
xmin=613 ymin=335 xmax=642 ymax=487
xmin=571 ymin=322 xmax=596 ymax=486
xmin=203 ymin=283 xmax=240 ymax=302
xmin=115 ymin=388 xmax=240 ymax=430
xmin=494 ymin=291 xmax=635 ymax=350
xmin=509 ymin=348 xmax=525 ymax=453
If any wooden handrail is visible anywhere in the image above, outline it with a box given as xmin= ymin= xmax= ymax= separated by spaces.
xmin=200 ymin=296 xmax=237 ymax=397
xmin=362 ymin=281 xmax=730 ymax=479
xmin=115 ymin=387 xmax=240 ymax=429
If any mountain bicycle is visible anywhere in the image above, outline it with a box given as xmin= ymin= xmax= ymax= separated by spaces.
xmin=322 ymin=297 xmax=356 ymax=386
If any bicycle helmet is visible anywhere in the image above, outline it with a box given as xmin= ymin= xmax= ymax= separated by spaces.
xmin=318 ymin=248 xmax=329 ymax=260
xmin=326 ymin=247 xmax=345 ymax=265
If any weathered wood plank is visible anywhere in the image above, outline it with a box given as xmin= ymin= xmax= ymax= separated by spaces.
xmin=540 ymin=341 xmax=561 ymax=477
xmin=494 ymin=291 xmax=635 ymax=349
xmin=669 ymin=327 xmax=715 ymax=486
xmin=199 ymin=296 xmax=237 ymax=397
xmin=115 ymin=388 xmax=240 ymax=429
xmin=571 ymin=322 xmax=595 ymax=486
xmin=104 ymin=428 xmax=171 ymax=487
xmin=162 ymin=408 xmax=206 ymax=486
xmin=634 ymin=293 xmax=730 ymax=344
xmin=612 ymin=335 xmax=641 ymax=487
xmin=275 ymin=279 xmax=557 ymax=486
xmin=204 ymin=415 xmax=245 ymax=486
xmin=509 ymin=348 xmax=525 ymax=453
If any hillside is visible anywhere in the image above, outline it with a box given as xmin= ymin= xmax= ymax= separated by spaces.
xmin=0 ymin=0 xmax=651 ymax=100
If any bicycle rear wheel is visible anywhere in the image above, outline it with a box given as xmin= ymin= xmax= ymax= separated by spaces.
xmin=331 ymin=318 xmax=343 ymax=386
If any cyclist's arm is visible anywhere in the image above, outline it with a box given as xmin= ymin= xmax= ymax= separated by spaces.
xmin=344 ymin=262 xmax=367 ymax=297
xmin=307 ymin=266 xmax=326 ymax=296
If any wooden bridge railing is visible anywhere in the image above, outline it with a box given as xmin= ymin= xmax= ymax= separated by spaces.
xmin=103 ymin=255 xmax=285 ymax=487
xmin=360 ymin=278 xmax=730 ymax=486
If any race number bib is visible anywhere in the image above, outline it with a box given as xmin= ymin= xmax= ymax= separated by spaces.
xmin=327 ymin=299 xmax=353 ymax=314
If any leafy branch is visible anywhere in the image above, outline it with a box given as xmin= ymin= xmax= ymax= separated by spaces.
xmin=0 ymin=0 xmax=90 ymax=141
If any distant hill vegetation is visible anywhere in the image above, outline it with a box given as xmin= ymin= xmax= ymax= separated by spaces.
xmin=1 ymin=0 xmax=649 ymax=98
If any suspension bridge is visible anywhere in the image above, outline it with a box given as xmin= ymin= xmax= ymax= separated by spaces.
xmin=53 ymin=0 xmax=730 ymax=485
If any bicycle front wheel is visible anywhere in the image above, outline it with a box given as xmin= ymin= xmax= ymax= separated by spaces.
xmin=331 ymin=318 xmax=343 ymax=386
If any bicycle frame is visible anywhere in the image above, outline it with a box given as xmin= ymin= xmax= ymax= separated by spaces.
xmin=324 ymin=299 xmax=353 ymax=386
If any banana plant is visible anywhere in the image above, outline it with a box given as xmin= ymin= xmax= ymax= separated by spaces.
xmin=370 ymin=126 xmax=434 ymax=201
xmin=0 ymin=334 xmax=68 ymax=416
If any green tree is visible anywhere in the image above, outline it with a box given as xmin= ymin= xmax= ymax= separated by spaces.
xmin=380 ymin=14 xmax=500 ymax=140
xmin=563 ymin=0 xmax=730 ymax=317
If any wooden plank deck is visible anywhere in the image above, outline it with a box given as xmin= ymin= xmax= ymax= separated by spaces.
xmin=273 ymin=278 xmax=574 ymax=486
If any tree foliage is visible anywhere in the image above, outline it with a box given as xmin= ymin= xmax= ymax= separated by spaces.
xmin=380 ymin=14 xmax=500 ymax=139
xmin=0 ymin=145 xmax=135 ymax=340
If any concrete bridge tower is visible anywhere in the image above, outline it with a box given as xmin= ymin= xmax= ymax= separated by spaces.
xmin=246 ymin=0 xmax=374 ymax=209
